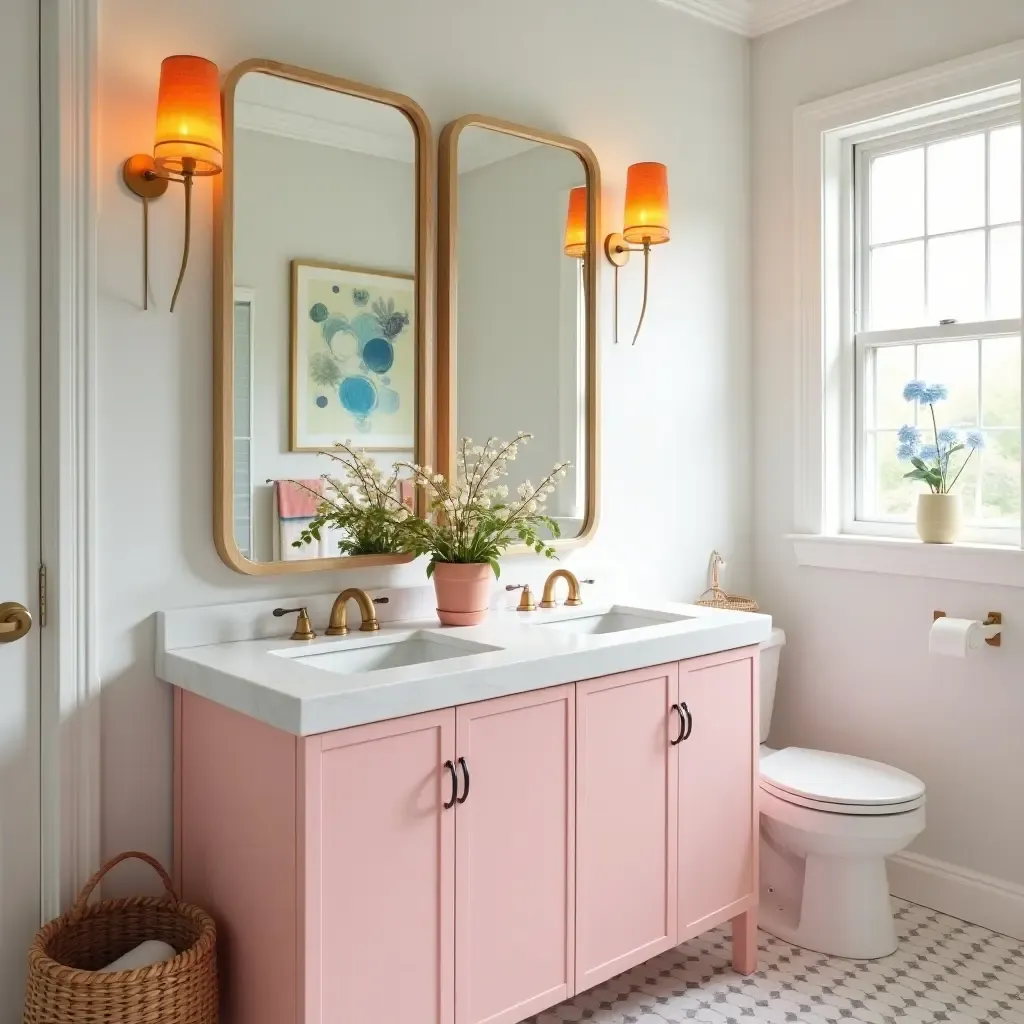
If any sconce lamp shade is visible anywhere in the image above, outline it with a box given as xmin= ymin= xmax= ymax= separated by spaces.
xmin=153 ymin=55 xmax=223 ymax=176
xmin=622 ymin=162 xmax=669 ymax=245
xmin=563 ymin=186 xmax=588 ymax=258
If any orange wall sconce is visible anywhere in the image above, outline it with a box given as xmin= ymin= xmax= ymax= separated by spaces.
xmin=604 ymin=162 xmax=670 ymax=345
xmin=122 ymin=55 xmax=223 ymax=312
xmin=564 ymin=184 xmax=588 ymax=297
xmin=563 ymin=185 xmax=588 ymax=259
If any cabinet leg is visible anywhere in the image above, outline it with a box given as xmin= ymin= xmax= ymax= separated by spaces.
xmin=732 ymin=910 xmax=758 ymax=975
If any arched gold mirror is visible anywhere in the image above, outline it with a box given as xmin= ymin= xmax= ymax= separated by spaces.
xmin=437 ymin=116 xmax=600 ymax=550
xmin=214 ymin=59 xmax=433 ymax=575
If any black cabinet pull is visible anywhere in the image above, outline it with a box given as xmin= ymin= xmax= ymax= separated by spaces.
xmin=670 ymin=703 xmax=685 ymax=746
xmin=457 ymin=756 xmax=470 ymax=804
xmin=681 ymin=702 xmax=694 ymax=741
xmin=443 ymin=760 xmax=458 ymax=810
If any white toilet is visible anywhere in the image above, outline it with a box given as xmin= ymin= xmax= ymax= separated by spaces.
xmin=758 ymin=629 xmax=925 ymax=960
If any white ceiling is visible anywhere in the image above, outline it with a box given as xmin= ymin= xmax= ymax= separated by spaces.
xmin=653 ymin=0 xmax=856 ymax=37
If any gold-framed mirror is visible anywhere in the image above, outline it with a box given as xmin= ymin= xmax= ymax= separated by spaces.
xmin=438 ymin=116 xmax=600 ymax=549
xmin=214 ymin=59 xmax=433 ymax=575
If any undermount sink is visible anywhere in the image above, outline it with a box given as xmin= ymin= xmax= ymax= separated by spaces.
xmin=278 ymin=633 xmax=500 ymax=674
xmin=534 ymin=606 xmax=692 ymax=636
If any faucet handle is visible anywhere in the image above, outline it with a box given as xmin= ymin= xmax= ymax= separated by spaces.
xmin=273 ymin=606 xmax=316 ymax=641
xmin=505 ymin=584 xmax=537 ymax=612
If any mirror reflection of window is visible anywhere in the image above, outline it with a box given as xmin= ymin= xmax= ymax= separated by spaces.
xmin=233 ymin=289 xmax=255 ymax=560
xmin=455 ymin=128 xmax=587 ymax=540
xmin=231 ymin=71 xmax=417 ymax=563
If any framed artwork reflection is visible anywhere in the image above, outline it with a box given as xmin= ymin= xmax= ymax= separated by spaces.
xmin=291 ymin=259 xmax=415 ymax=451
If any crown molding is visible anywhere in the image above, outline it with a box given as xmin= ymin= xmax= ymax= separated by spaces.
xmin=235 ymin=100 xmax=414 ymax=163
xmin=651 ymin=0 xmax=855 ymax=37
xmin=652 ymin=0 xmax=753 ymax=36
xmin=750 ymin=0 xmax=855 ymax=35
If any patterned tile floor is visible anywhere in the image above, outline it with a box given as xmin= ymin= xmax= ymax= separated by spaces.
xmin=526 ymin=900 xmax=1024 ymax=1024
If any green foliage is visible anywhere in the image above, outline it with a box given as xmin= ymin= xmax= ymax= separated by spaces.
xmin=289 ymin=443 xmax=411 ymax=557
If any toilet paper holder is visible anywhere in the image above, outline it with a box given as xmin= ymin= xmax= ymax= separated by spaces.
xmin=933 ymin=610 xmax=1002 ymax=647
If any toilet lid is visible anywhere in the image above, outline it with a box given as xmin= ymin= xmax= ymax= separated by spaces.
xmin=760 ymin=748 xmax=925 ymax=808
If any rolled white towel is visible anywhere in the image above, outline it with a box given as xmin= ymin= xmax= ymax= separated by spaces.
xmin=98 ymin=939 xmax=177 ymax=972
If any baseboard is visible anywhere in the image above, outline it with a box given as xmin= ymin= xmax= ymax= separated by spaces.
xmin=888 ymin=851 xmax=1024 ymax=941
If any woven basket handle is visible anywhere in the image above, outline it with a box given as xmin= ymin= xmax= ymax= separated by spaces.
xmin=71 ymin=851 xmax=178 ymax=919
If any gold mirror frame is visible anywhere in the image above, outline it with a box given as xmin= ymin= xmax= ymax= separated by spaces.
xmin=214 ymin=59 xmax=434 ymax=575
xmin=437 ymin=115 xmax=600 ymax=552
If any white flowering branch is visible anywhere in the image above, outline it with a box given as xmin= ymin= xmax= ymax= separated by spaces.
xmin=396 ymin=432 xmax=570 ymax=577
xmin=289 ymin=441 xmax=411 ymax=556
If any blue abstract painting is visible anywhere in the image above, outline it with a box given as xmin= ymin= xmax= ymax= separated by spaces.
xmin=291 ymin=260 xmax=415 ymax=451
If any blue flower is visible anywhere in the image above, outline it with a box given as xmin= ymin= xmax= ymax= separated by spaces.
xmin=903 ymin=380 xmax=927 ymax=402
xmin=897 ymin=424 xmax=921 ymax=444
xmin=965 ymin=430 xmax=986 ymax=450
xmin=919 ymin=444 xmax=940 ymax=462
xmin=921 ymin=383 xmax=949 ymax=404
xmin=937 ymin=428 xmax=959 ymax=446
xmin=897 ymin=442 xmax=919 ymax=462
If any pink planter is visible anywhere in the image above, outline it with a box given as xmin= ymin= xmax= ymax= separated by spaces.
xmin=432 ymin=562 xmax=494 ymax=626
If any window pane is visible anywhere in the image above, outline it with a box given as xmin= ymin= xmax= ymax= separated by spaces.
xmin=928 ymin=133 xmax=986 ymax=234
xmin=916 ymin=340 xmax=979 ymax=426
xmin=990 ymin=125 xmax=1021 ymax=225
xmin=870 ymin=148 xmax=924 ymax=244
xmin=870 ymin=241 xmax=925 ymax=328
xmin=990 ymin=225 xmax=1021 ymax=319
xmin=872 ymin=345 xmax=916 ymax=428
xmin=979 ymin=430 xmax=1021 ymax=524
xmin=870 ymin=431 xmax=918 ymax=519
xmin=927 ymin=230 xmax=986 ymax=323
xmin=981 ymin=336 xmax=1021 ymax=428
xmin=946 ymin=442 xmax=981 ymax=520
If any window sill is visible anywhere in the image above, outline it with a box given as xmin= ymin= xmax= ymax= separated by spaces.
xmin=790 ymin=533 xmax=1024 ymax=588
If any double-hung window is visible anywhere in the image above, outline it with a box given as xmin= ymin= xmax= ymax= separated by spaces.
xmin=853 ymin=110 xmax=1022 ymax=543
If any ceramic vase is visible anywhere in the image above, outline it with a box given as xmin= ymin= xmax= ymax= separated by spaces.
xmin=432 ymin=562 xmax=494 ymax=626
xmin=916 ymin=493 xmax=962 ymax=544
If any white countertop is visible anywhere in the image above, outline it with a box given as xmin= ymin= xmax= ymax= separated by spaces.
xmin=157 ymin=591 xmax=772 ymax=737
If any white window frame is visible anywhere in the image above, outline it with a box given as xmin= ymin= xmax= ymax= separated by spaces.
xmin=852 ymin=107 xmax=1022 ymax=545
xmin=791 ymin=40 xmax=1024 ymax=585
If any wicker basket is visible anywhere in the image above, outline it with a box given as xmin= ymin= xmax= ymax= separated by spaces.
xmin=694 ymin=550 xmax=759 ymax=613
xmin=24 ymin=851 xmax=218 ymax=1024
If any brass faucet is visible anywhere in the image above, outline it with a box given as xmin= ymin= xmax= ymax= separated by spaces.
xmin=326 ymin=588 xmax=382 ymax=636
xmin=540 ymin=569 xmax=583 ymax=608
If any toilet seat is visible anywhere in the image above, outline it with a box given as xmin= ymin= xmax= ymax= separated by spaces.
xmin=760 ymin=747 xmax=925 ymax=817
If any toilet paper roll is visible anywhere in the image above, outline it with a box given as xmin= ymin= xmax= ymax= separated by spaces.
xmin=98 ymin=939 xmax=177 ymax=973
xmin=929 ymin=617 xmax=984 ymax=657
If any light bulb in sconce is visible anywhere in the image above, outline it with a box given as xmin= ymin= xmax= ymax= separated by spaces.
xmin=604 ymin=161 xmax=671 ymax=345
xmin=123 ymin=55 xmax=223 ymax=313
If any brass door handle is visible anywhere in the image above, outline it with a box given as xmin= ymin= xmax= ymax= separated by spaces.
xmin=0 ymin=602 xmax=32 ymax=643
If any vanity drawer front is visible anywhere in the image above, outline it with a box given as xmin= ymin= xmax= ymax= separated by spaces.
xmin=454 ymin=686 xmax=575 ymax=1024
xmin=676 ymin=650 xmax=758 ymax=940
xmin=304 ymin=710 xmax=456 ymax=1024
xmin=575 ymin=665 xmax=679 ymax=991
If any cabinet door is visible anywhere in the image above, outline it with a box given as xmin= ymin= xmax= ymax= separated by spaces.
xmin=677 ymin=650 xmax=758 ymax=940
xmin=575 ymin=665 xmax=679 ymax=991
xmin=304 ymin=709 xmax=456 ymax=1024
xmin=455 ymin=686 xmax=575 ymax=1024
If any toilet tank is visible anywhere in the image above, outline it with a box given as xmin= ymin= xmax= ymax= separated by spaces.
xmin=759 ymin=627 xmax=786 ymax=744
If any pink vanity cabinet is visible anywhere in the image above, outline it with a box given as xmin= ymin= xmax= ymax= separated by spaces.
xmin=575 ymin=648 xmax=759 ymax=989
xmin=173 ymin=647 xmax=757 ymax=1024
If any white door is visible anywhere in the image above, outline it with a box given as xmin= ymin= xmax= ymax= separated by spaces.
xmin=0 ymin=0 xmax=41 ymax=1018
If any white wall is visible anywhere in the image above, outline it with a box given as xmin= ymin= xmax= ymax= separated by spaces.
xmin=233 ymin=128 xmax=415 ymax=560
xmin=457 ymin=143 xmax=584 ymax=519
xmin=97 ymin=0 xmax=751 ymax=894
xmin=753 ymin=0 xmax=1024 ymax=903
